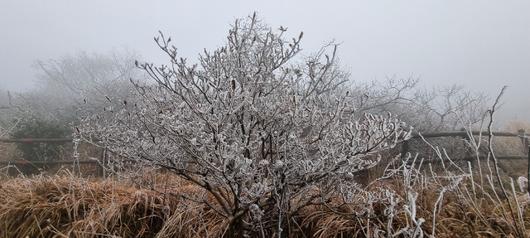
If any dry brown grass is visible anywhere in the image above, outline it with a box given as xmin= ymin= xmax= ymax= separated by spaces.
xmin=0 ymin=171 xmax=228 ymax=238
xmin=1 ymin=170 xmax=530 ymax=237
xmin=294 ymin=181 xmax=530 ymax=238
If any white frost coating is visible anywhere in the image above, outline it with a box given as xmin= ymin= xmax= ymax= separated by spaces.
xmin=78 ymin=14 xmax=410 ymax=236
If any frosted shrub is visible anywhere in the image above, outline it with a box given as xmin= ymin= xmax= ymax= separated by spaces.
xmin=80 ymin=14 xmax=410 ymax=237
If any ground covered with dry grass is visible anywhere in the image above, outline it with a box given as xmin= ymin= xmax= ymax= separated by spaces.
xmin=1 ymin=167 xmax=530 ymax=238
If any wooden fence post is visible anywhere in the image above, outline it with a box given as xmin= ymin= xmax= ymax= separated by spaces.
xmin=526 ymin=147 xmax=530 ymax=194
xmin=518 ymin=129 xmax=528 ymax=151
xmin=526 ymin=144 xmax=530 ymax=194
xmin=519 ymin=129 xmax=530 ymax=194
xmin=101 ymin=147 xmax=107 ymax=178
xmin=460 ymin=128 xmax=472 ymax=165
xmin=401 ymin=140 xmax=409 ymax=159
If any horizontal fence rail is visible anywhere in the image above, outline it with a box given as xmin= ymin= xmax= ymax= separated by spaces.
xmin=0 ymin=159 xmax=98 ymax=166
xmin=0 ymin=138 xmax=73 ymax=143
xmin=411 ymin=130 xmax=526 ymax=139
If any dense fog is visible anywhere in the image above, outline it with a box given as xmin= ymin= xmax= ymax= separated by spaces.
xmin=1 ymin=0 xmax=529 ymax=123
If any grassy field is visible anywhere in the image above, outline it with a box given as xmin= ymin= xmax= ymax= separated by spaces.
xmin=0 ymin=167 xmax=529 ymax=237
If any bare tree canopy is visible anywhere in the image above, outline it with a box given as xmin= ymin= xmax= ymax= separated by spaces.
xmin=1 ymin=51 xmax=141 ymax=127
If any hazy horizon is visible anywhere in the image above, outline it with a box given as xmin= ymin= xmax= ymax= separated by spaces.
xmin=1 ymin=0 xmax=529 ymax=122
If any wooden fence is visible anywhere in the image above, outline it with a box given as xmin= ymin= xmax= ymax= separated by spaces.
xmin=1 ymin=129 xmax=529 ymax=177
xmin=402 ymin=129 xmax=530 ymax=160
xmin=403 ymin=129 xmax=530 ymax=193
xmin=0 ymin=138 xmax=105 ymax=176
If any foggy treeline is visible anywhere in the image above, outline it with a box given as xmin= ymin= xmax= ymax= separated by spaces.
xmin=0 ymin=50 xmax=501 ymax=139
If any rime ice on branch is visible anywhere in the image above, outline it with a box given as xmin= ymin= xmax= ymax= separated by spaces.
xmin=79 ymin=14 xmax=411 ymax=236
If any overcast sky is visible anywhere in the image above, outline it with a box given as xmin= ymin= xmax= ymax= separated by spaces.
xmin=1 ymin=0 xmax=529 ymax=122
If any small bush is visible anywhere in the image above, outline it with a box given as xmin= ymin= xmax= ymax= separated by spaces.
xmin=11 ymin=118 xmax=70 ymax=161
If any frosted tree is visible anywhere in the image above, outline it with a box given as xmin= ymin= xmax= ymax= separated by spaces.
xmin=20 ymin=50 xmax=141 ymax=123
xmin=348 ymin=78 xmax=487 ymax=132
xmin=80 ymin=14 xmax=410 ymax=237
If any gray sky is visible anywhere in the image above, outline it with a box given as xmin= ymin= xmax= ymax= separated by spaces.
xmin=1 ymin=0 xmax=529 ymax=122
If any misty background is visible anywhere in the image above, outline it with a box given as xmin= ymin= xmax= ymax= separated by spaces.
xmin=1 ymin=0 xmax=529 ymax=123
